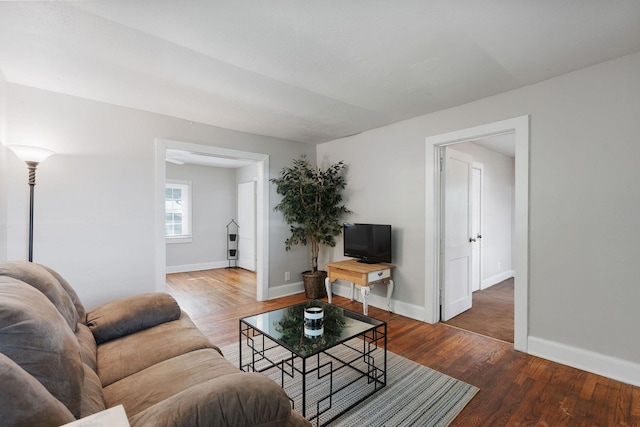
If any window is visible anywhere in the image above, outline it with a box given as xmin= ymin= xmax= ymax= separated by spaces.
xmin=165 ymin=180 xmax=192 ymax=243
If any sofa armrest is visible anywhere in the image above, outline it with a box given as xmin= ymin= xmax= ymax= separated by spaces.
xmin=86 ymin=293 xmax=181 ymax=344
xmin=128 ymin=372 xmax=311 ymax=427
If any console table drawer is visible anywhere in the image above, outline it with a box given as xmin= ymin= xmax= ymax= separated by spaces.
xmin=368 ymin=269 xmax=390 ymax=282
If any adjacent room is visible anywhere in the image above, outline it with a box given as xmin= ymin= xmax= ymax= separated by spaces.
xmin=1 ymin=2 xmax=639 ymax=426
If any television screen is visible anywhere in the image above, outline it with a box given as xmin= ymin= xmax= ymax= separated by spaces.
xmin=343 ymin=223 xmax=392 ymax=264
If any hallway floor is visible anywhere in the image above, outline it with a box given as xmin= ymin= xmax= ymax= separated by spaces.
xmin=442 ymin=278 xmax=514 ymax=343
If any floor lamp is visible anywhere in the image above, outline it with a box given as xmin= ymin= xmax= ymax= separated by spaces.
xmin=7 ymin=145 xmax=55 ymax=262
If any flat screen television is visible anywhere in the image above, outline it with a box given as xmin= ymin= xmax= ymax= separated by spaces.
xmin=343 ymin=223 xmax=392 ymax=264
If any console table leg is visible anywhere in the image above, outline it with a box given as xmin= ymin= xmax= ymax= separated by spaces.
xmin=325 ymin=278 xmax=332 ymax=303
xmin=349 ymin=282 xmax=355 ymax=301
xmin=361 ymin=286 xmax=370 ymax=315
xmin=386 ymin=279 xmax=394 ymax=312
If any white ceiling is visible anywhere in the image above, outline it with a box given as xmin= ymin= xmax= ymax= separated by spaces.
xmin=473 ymin=133 xmax=516 ymax=158
xmin=1 ymin=1 xmax=639 ymax=145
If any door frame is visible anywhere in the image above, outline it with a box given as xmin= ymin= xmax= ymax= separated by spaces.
xmin=425 ymin=115 xmax=529 ymax=352
xmin=154 ymin=138 xmax=270 ymax=301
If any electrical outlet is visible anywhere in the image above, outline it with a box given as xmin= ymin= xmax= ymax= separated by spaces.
xmin=285 ymin=271 xmax=290 ymax=281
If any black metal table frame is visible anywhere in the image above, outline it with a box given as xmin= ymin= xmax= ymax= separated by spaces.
xmin=239 ymin=319 xmax=387 ymax=426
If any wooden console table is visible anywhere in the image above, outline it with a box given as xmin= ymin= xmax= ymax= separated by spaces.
xmin=324 ymin=259 xmax=394 ymax=315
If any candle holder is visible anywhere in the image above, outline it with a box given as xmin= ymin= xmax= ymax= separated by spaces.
xmin=304 ymin=306 xmax=324 ymax=338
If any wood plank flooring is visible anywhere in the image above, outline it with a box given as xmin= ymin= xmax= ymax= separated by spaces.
xmin=166 ymin=268 xmax=640 ymax=427
xmin=443 ymin=278 xmax=514 ymax=343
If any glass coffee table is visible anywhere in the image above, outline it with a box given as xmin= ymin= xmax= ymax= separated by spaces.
xmin=239 ymin=301 xmax=387 ymax=426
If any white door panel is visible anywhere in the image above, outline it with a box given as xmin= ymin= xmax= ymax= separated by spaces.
xmin=441 ymin=148 xmax=473 ymax=321
xmin=471 ymin=165 xmax=483 ymax=292
xmin=237 ymin=181 xmax=256 ymax=271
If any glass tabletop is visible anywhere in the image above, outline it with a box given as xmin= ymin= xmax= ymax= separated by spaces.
xmin=241 ymin=300 xmax=385 ymax=358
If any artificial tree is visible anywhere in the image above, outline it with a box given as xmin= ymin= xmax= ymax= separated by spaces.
xmin=271 ymin=155 xmax=350 ymax=298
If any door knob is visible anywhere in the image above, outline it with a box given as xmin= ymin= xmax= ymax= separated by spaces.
xmin=477 ymin=234 xmax=482 ymax=239
xmin=469 ymin=237 xmax=477 ymax=242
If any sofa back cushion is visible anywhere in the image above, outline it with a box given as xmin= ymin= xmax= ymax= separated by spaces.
xmin=76 ymin=323 xmax=98 ymax=371
xmin=0 ymin=277 xmax=84 ymax=418
xmin=40 ymin=263 xmax=87 ymax=323
xmin=0 ymin=261 xmax=79 ymax=330
xmin=80 ymin=363 xmax=107 ymax=418
xmin=0 ymin=353 xmax=76 ymax=427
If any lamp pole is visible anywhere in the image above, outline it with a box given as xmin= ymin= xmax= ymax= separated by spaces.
xmin=26 ymin=161 xmax=38 ymax=262
xmin=7 ymin=145 xmax=55 ymax=262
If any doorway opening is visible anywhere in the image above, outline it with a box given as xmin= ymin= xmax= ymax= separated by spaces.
xmin=440 ymin=137 xmax=515 ymax=343
xmin=426 ymin=115 xmax=529 ymax=352
xmin=154 ymin=138 xmax=270 ymax=301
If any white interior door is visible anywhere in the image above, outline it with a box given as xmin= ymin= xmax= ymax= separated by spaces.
xmin=471 ymin=164 xmax=483 ymax=292
xmin=237 ymin=181 xmax=256 ymax=271
xmin=441 ymin=147 xmax=474 ymax=321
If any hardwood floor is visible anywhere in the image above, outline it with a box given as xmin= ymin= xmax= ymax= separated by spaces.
xmin=166 ymin=269 xmax=640 ymax=427
xmin=443 ymin=278 xmax=514 ymax=343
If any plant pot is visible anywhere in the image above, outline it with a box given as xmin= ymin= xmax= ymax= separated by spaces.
xmin=229 ymin=249 xmax=237 ymax=257
xmin=229 ymin=234 xmax=237 ymax=241
xmin=302 ymin=270 xmax=328 ymax=299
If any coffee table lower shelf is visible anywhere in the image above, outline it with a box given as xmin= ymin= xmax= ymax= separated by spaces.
xmin=239 ymin=321 xmax=387 ymax=426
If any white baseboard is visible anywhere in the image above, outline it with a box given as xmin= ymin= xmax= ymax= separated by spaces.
xmin=268 ymin=281 xmax=305 ymax=299
xmin=269 ymin=281 xmax=424 ymax=321
xmin=329 ymin=282 xmax=424 ymax=321
xmin=482 ymin=270 xmax=514 ymax=289
xmin=528 ymin=336 xmax=640 ymax=387
xmin=393 ymin=299 xmax=427 ymax=322
xmin=166 ymin=261 xmax=228 ymax=274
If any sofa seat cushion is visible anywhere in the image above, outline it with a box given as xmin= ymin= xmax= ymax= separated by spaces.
xmin=103 ymin=348 xmax=238 ymax=416
xmin=0 ymin=277 xmax=84 ymax=418
xmin=106 ymin=348 xmax=295 ymax=427
xmin=97 ymin=314 xmax=219 ymax=386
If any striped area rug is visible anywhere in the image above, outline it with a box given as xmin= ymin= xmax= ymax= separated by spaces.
xmin=222 ymin=339 xmax=478 ymax=426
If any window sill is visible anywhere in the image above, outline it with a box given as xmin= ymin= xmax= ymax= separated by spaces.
xmin=166 ymin=236 xmax=193 ymax=244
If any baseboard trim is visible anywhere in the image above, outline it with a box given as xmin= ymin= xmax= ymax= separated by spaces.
xmin=528 ymin=336 xmax=640 ymax=387
xmin=329 ymin=282 xmax=425 ymax=321
xmin=268 ymin=281 xmax=305 ymax=299
xmin=482 ymin=270 xmax=514 ymax=289
xmin=166 ymin=261 xmax=228 ymax=274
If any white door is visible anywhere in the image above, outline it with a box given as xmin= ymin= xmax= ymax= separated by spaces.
xmin=471 ymin=164 xmax=483 ymax=292
xmin=237 ymin=181 xmax=256 ymax=271
xmin=441 ymin=148 xmax=474 ymax=321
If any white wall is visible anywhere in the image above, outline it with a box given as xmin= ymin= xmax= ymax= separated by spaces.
xmin=454 ymin=142 xmax=515 ymax=288
xmin=0 ymin=73 xmax=7 ymax=262
xmin=318 ymin=53 xmax=640 ymax=380
xmin=317 ymin=134 xmax=426 ymax=310
xmin=1 ymin=83 xmax=315 ymax=308
xmin=165 ymin=163 xmax=236 ymax=271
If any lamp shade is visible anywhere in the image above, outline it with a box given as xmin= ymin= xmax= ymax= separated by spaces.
xmin=7 ymin=145 xmax=55 ymax=163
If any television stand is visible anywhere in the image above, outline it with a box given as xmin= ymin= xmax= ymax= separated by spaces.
xmin=325 ymin=259 xmax=394 ymax=315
